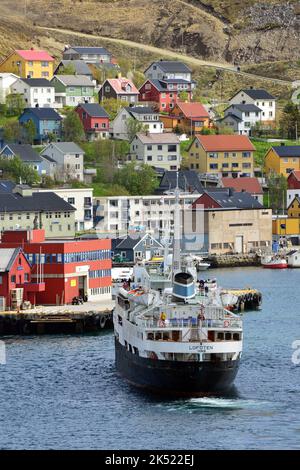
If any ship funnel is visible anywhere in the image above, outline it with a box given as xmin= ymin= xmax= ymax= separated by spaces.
xmin=172 ymin=272 xmax=195 ymax=301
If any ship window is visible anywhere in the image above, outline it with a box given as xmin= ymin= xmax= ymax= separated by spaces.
xmin=133 ymin=347 xmax=139 ymax=355
xmin=155 ymin=332 xmax=162 ymax=340
xmin=233 ymin=333 xmax=240 ymax=341
xmin=147 ymin=332 xmax=154 ymax=340
xmin=217 ymin=332 xmax=224 ymax=340
xmin=225 ymin=332 xmax=232 ymax=340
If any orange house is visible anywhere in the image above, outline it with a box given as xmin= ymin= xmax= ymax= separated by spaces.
xmin=160 ymin=101 xmax=210 ymax=134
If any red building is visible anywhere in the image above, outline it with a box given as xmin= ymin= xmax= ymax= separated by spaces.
xmin=1 ymin=229 xmax=112 ymax=305
xmin=75 ymin=103 xmax=110 ymax=141
xmin=139 ymin=79 xmax=192 ymax=113
xmin=287 ymin=170 xmax=300 ymax=189
xmin=0 ymin=248 xmax=45 ymax=309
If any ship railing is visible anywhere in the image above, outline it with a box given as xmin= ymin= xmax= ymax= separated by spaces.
xmin=137 ymin=318 xmax=242 ymax=329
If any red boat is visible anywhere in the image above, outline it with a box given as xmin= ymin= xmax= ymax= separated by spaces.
xmin=261 ymin=256 xmax=287 ymax=269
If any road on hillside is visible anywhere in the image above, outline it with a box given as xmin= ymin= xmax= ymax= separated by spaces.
xmin=39 ymin=26 xmax=292 ymax=86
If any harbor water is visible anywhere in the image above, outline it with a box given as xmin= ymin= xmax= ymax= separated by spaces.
xmin=0 ymin=267 xmax=299 ymax=450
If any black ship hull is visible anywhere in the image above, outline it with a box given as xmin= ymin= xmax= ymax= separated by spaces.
xmin=115 ymin=338 xmax=240 ymax=397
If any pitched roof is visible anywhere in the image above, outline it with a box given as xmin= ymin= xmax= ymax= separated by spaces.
xmin=0 ymin=248 xmax=21 ymax=272
xmin=271 ymin=145 xmax=300 ymax=158
xmin=287 ymin=195 xmax=300 ymax=210
xmin=241 ymin=89 xmax=275 ymax=100
xmin=125 ymin=106 xmax=157 ymax=115
xmin=221 ymin=177 xmax=263 ymax=194
xmin=104 ymin=78 xmax=139 ymax=95
xmin=0 ymin=192 xmax=76 ymax=213
xmin=0 ymin=180 xmax=16 ymax=193
xmin=218 ymin=113 xmax=242 ymax=123
xmin=77 ymin=103 xmax=109 ymax=118
xmin=146 ymin=61 xmax=191 ymax=73
xmin=158 ymin=170 xmax=203 ymax=194
xmin=21 ymin=107 xmax=62 ymax=120
xmin=41 ymin=154 xmax=57 ymax=164
xmin=66 ymin=46 xmax=111 ymax=56
xmin=193 ymin=189 xmax=263 ymax=209
xmin=288 ymin=170 xmax=300 ymax=181
xmin=0 ymin=144 xmax=42 ymax=162
xmin=53 ymin=75 xmax=94 ymax=86
xmin=55 ymin=60 xmax=92 ymax=76
xmin=226 ymin=104 xmax=262 ymax=113
xmin=135 ymin=132 xmax=179 ymax=144
xmin=19 ymin=78 xmax=53 ymax=87
xmin=176 ymin=101 xmax=209 ymax=119
xmin=43 ymin=142 xmax=84 ymax=154
xmin=193 ymin=134 xmax=255 ymax=152
xmin=115 ymin=236 xmax=143 ymax=250
xmin=16 ymin=50 xmax=54 ymax=62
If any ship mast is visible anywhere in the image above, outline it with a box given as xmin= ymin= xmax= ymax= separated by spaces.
xmin=172 ymin=171 xmax=181 ymax=280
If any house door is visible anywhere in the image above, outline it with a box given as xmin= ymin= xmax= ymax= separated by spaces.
xmin=235 ymin=236 xmax=243 ymax=254
xmin=145 ymin=250 xmax=151 ymax=261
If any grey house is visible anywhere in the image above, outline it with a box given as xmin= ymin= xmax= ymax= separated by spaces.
xmin=41 ymin=142 xmax=84 ymax=181
xmin=129 ymin=132 xmax=181 ymax=171
xmin=217 ymin=104 xmax=262 ymax=136
xmin=0 ymin=184 xmax=76 ymax=238
xmin=111 ymin=106 xmax=163 ymax=140
xmin=62 ymin=46 xmax=112 ymax=64
xmin=144 ymin=61 xmax=192 ymax=81
xmin=113 ymin=234 xmax=163 ymax=262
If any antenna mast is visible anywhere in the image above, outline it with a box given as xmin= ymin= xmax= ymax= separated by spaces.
xmin=172 ymin=171 xmax=181 ymax=279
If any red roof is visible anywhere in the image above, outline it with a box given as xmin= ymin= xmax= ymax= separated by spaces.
xmin=288 ymin=170 xmax=300 ymax=181
xmin=105 ymin=78 xmax=139 ymax=95
xmin=176 ymin=101 xmax=209 ymax=119
xmin=194 ymin=134 xmax=255 ymax=152
xmin=221 ymin=177 xmax=263 ymax=194
xmin=16 ymin=50 xmax=54 ymax=61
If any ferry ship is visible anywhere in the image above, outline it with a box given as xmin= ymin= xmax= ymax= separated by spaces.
xmin=113 ymin=176 xmax=243 ymax=396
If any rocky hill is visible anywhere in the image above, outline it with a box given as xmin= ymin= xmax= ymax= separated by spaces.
xmin=1 ymin=0 xmax=300 ymax=65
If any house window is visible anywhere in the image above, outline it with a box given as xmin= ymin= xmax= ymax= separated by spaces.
xmin=147 ymin=156 xmax=152 ymax=161
xmin=242 ymin=152 xmax=250 ymax=157
xmin=168 ymin=145 xmax=177 ymax=152
xmin=209 ymin=164 xmax=218 ymax=169
xmin=209 ymin=153 xmax=218 ymax=159
xmin=68 ymin=197 xmax=75 ymax=204
xmin=105 ymin=86 xmax=110 ymax=92
xmin=95 ymin=123 xmax=99 ymax=128
xmin=42 ymin=61 xmax=49 ymax=67
xmin=224 ymin=152 xmax=229 ymax=158
xmin=42 ymin=72 xmax=49 ymax=77
xmin=157 ymin=155 xmax=163 ymax=161
xmin=11 ymin=275 xmax=16 ymax=283
xmin=145 ymin=83 xmax=151 ymax=90
xmin=28 ymin=61 xmax=33 ymax=66
xmin=269 ymin=111 xmax=273 ymax=117
xmin=158 ymin=145 xmax=162 ymax=150
xmin=147 ymin=145 xmax=152 ymax=150
xmin=102 ymin=123 xmax=106 ymax=128
xmin=232 ymin=163 xmax=239 ymax=168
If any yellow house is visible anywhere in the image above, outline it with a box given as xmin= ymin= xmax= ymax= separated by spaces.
xmin=264 ymin=145 xmax=300 ymax=177
xmin=0 ymin=49 xmax=55 ymax=79
xmin=272 ymin=216 xmax=300 ymax=236
xmin=187 ymin=134 xmax=255 ymax=177
xmin=287 ymin=196 xmax=300 ymax=218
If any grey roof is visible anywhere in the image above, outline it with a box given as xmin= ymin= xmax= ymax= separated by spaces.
xmin=77 ymin=103 xmax=109 ymax=118
xmin=149 ymin=79 xmax=167 ymax=92
xmin=125 ymin=106 xmax=157 ymax=115
xmin=227 ymin=104 xmax=262 ymax=113
xmin=159 ymin=170 xmax=203 ymax=194
xmin=242 ymin=89 xmax=275 ymax=100
xmin=1 ymin=144 xmax=42 ymax=162
xmin=21 ymin=78 xmax=53 ymax=87
xmin=55 ymin=60 xmax=92 ymax=76
xmin=43 ymin=142 xmax=84 ymax=155
xmin=21 ymin=108 xmax=62 ymax=120
xmin=0 ymin=192 xmax=76 ymax=213
xmin=147 ymin=61 xmax=191 ymax=73
xmin=272 ymin=145 xmax=300 ymax=157
xmin=161 ymin=78 xmax=192 ymax=84
xmin=201 ymin=189 xmax=263 ymax=209
xmin=115 ymin=236 xmax=143 ymax=250
xmin=66 ymin=46 xmax=111 ymax=56
xmin=0 ymin=248 xmax=20 ymax=272
xmin=135 ymin=132 xmax=179 ymax=144
xmin=0 ymin=180 xmax=16 ymax=193
xmin=218 ymin=113 xmax=242 ymax=123
xmin=40 ymin=154 xmax=57 ymax=164
xmin=54 ymin=75 xmax=94 ymax=87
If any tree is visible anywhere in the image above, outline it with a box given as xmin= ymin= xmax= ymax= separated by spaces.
xmin=3 ymin=121 xmax=22 ymax=143
xmin=100 ymin=97 xmax=127 ymax=120
xmin=5 ymin=93 xmax=25 ymax=116
xmin=131 ymin=70 xmax=146 ymax=89
xmin=216 ymin=125 xmax=234 ymax=135
xmin=23 ymin=119 xmax=36 ymax=144
xmin=125 ymin=117 xmax=147 ymax=141
xmin=178 ymin=91 xmax=189 ymax=102
xmin=58 ymin=63 xmax=76 ymax=75
xmin=267 ymin=172 xmax=287 ymax=213
xmin=62 ymin=110 xmax=85 ymax=142
xmin=113 ymin=162 xmax=159 ymax=195
xmin=280 ymin=102 xmax=300 ymax=139
xmin=0 ymin=156 xmax=39 ymax=185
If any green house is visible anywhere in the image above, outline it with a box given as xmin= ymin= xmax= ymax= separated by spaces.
xmin=51 ymin=74 xmax=95 ymax=107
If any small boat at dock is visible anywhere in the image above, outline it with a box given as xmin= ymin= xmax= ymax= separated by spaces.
xmin=261 ymin=254 xmax=287 ymax=269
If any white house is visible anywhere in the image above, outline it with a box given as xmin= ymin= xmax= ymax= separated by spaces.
xmin=94 ymin=193 xmax=201 ymax=238
xmin=0 ymin=73 xmax=19 ymax=103
xmin=111 ymin=106 xmax=163 ymax=140
xmin=33 ymin=187 xmax=93 ymax=231
xmin=11 ymin=78 xmax=55 ymax=108
xmin=229 ymin=88 xmax=276 ymax=123
xmin=218 ymin=104 xmax=262 ymax=135
xmin=129 ymin=133 xmax=181 ymax=171
xmin=144 ymin=61 xmax=192 ymax=82
xmin=41 ymin=142 xmax=84 ymax=181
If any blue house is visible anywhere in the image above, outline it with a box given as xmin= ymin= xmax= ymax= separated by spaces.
xmin=113 ymin=234 xmax=163 ymax=262
xmin=0 ymin=144 xmax=47 ymax=175
xmin=19 ymin=108 xmax=62 ymax=143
